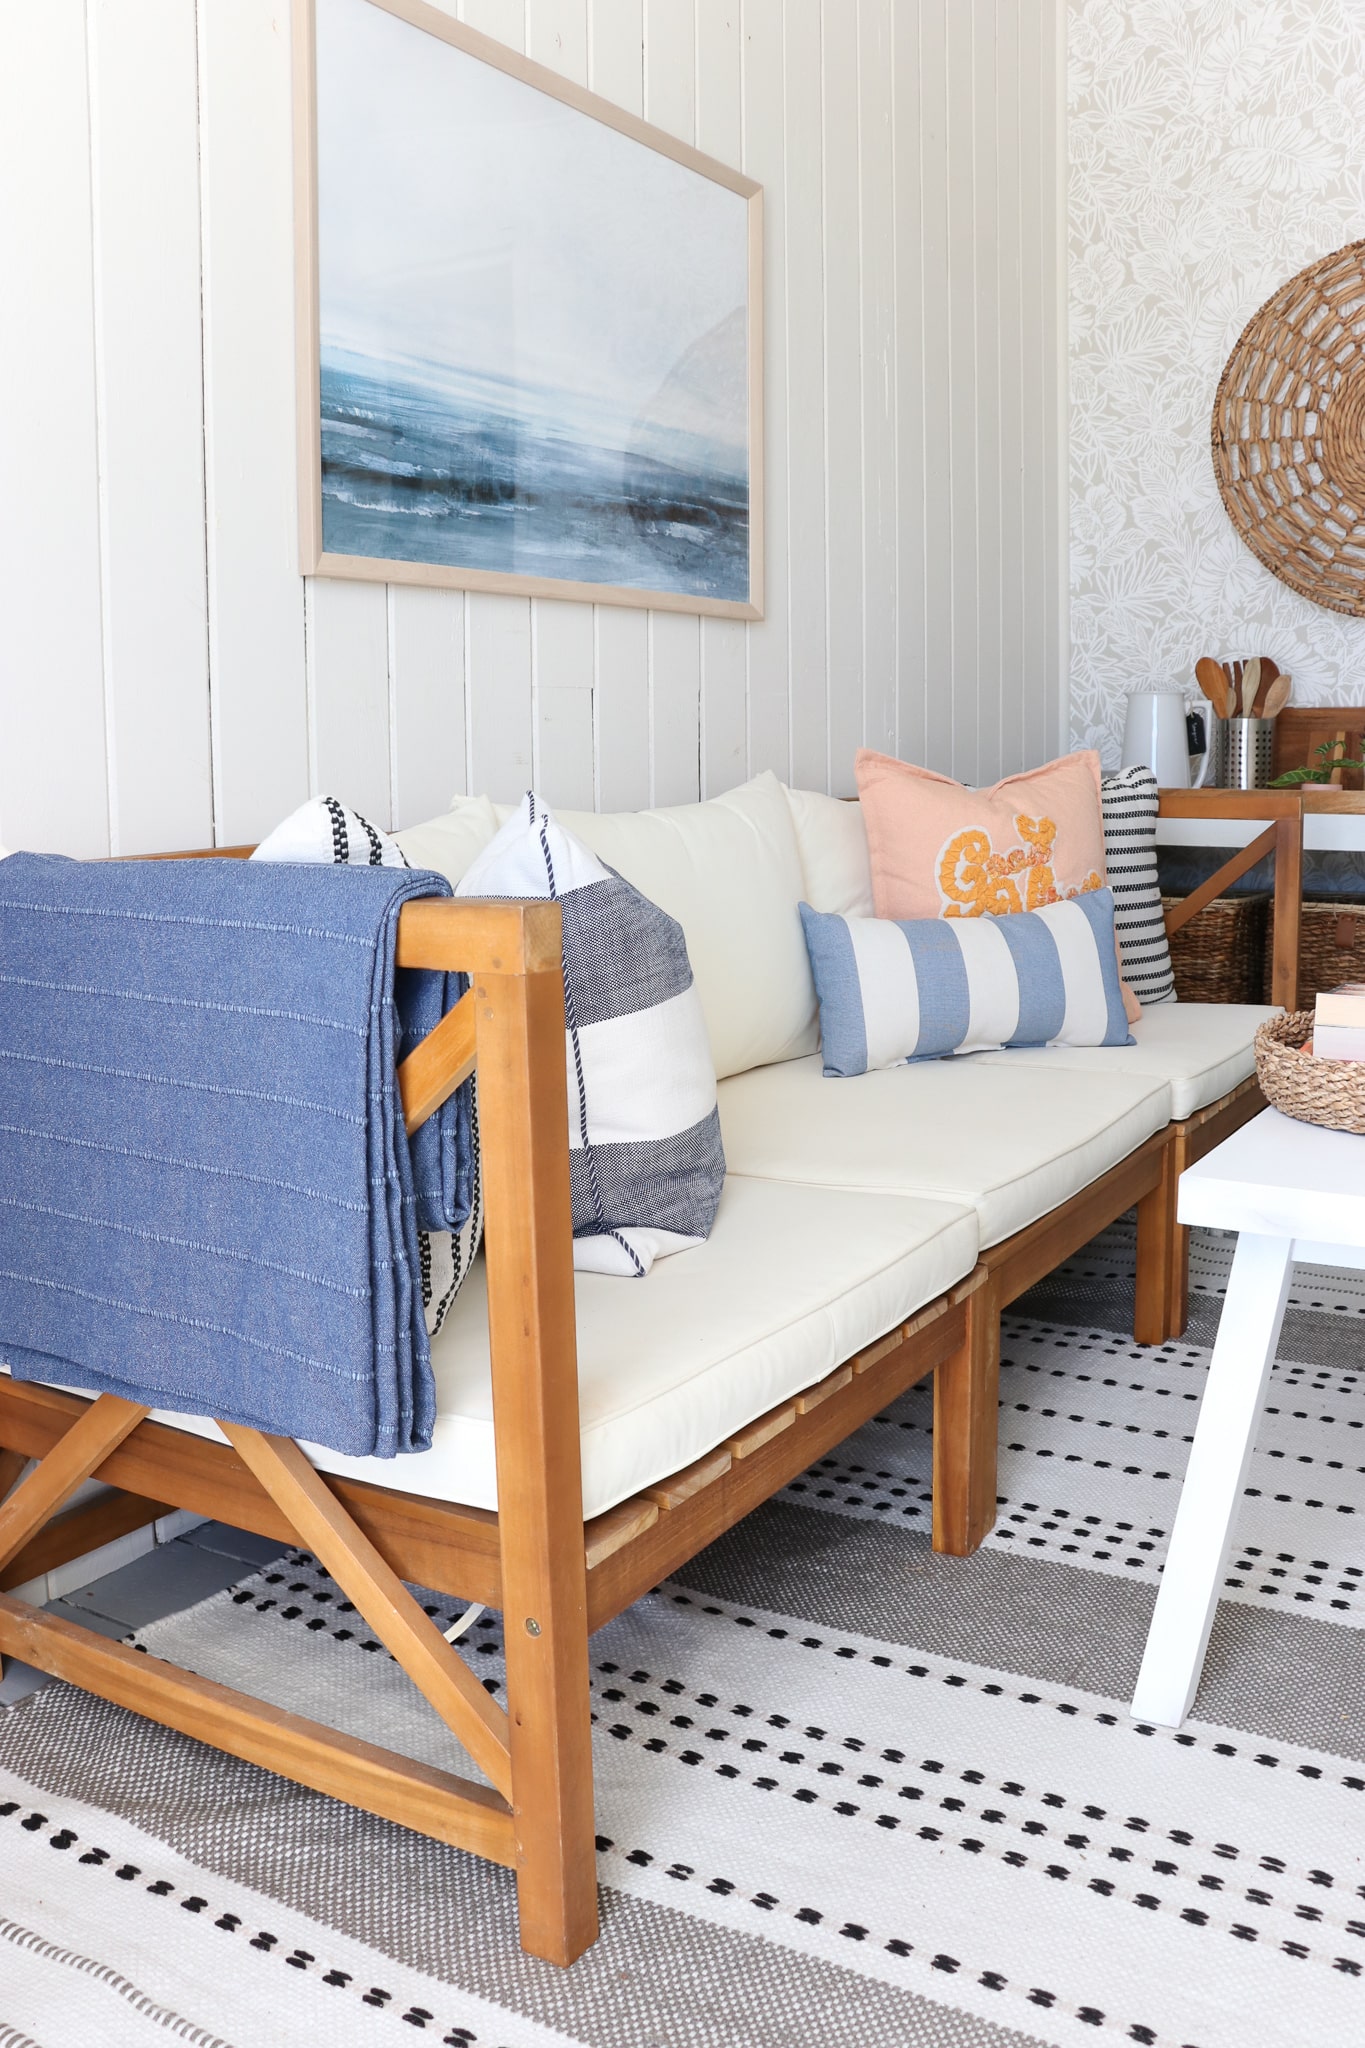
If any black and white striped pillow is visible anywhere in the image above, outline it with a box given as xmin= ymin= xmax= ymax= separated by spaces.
xmin=251 ymin=794 xmax=409 ymax=869
xmin=1101 ymin=767 xmax=1175 ymax=1006
xmin=251 ymin=795 xmax=482 ymax=1333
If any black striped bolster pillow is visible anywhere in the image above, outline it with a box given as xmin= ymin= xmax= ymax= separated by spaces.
xmin=1101 ymin=766 xmax=1175 ymax=1006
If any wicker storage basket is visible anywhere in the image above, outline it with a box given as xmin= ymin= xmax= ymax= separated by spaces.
xmin=1163 ymin=893 xmax=1270 ymax=1004
xmin=1264 ymin=899 xmax=1365 ymax=1009
xmin=1255 ymin=1012 xmax=1365 ymax=1134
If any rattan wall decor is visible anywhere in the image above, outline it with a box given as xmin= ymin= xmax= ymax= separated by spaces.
xmin=1212 ymin=239 xmax=1365 ymax=617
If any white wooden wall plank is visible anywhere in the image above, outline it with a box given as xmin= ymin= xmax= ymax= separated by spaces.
xmin=459 ymin=0 xmax=527 ymax=39
xmin=533 ymin=598 xmax=595 ymax=809
xmin=0 ymin=1 xmax=109 ymax=857
xmin=858 ymin=0 xmax=897 ymax=771
xmin=696 ymin=0 xmax=748 ymax=796
xmin=538 ymin=687 xmax=596 ymax=808
xmin=527 ymin=0 xmax=587 ymax=79
xmin=699 ymin=617 xmax=747 ymax=794
xmin=306 ymin=580 xmax=392 ymax=821
xmin=995 ymin=0 xmax=1026 ymax=780
xmin=388 ymin=585 xmax=467 ymax=826
xmin=945 ymin=0 xmax=979 ymax=781
xmin=1038 ymin=0 xmax=1062 ymax=763
xmin=468 ymin=594 xmax=535 ymax=801
xmin=969 ymin=0 xmax=1001 ymax=786
xmin=1019 ymin=0 xmax=1049 ymax=767
xmin=649 ymin=613 xmax=701 ymax=804
xmin=88 ymin=0 xmax=212 ymax=857
xmin=892 ymin=0 xmax=928 ymax=770
xmin=783 ymin=3 xmax=828 ymax=794
xmin=588 ymin=0 xmax=643 ymax=106
xmin=917 ymin=0 xmax=953 ymax=776
xmin=198 ymin=0 xmax=309 ymax=845
xmin=696 ymin=0 xmax=740 ymax=146
xmin=821 ymin=0 xmax=862 ymax=790
xmin=742 ymin=0 xmax=790 ymax=782
xmin=595 ymin=610 xmax=650 ymax=808
xmin=309 ymin=578 xmax=393 ymax=822
xmin=644 ymin=0 xmax=695 ymax=139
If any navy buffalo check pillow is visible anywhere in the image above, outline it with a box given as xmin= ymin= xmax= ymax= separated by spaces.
xmin=458 ymin=794 xmax=725 ymax=1276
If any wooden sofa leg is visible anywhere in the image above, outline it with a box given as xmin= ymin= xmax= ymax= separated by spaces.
xmin=480 ymin=957 xmax=599 ymax=1966
xmin=1135 ymin=1137 xmax=1187 ymax=1345
xmin=932 ymin=1284 xmax=1000 ymax=1556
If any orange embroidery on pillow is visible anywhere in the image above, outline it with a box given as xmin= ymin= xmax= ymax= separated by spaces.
xmin=937 ymin=813 xmax=1101 ymax=918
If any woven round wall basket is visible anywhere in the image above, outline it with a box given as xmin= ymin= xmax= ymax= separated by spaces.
xmin=1255 ymin=1012 xmax=1365 ymax=1134
xmin=1212 ymin=239 xmax=1365 ymax=617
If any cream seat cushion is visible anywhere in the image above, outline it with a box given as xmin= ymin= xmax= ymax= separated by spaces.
xmin=397 ymin=772 xmax=817 ymax=1080
xmin=717 ymin=1055 xmax=1172 ymax=1249
xmin=970 ymin=1001 xmax=1277 ymax=1121
xmin=76 ymin=1177 xmax=976 ymax=1520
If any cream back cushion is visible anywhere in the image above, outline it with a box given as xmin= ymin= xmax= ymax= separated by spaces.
xmin=395 ymin=794 xmax=501 ymax=881
xmin=783 ymin=785 xmax=874 ymax=917
xmin=397 ymin=772 xmax=817 ymax=1081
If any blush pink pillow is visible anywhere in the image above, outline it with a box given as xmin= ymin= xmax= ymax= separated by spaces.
xmin=855 ymin=749 xmax=1108 ymax=919
xmin=855 ymin=748 xmax=1142 ymax=1023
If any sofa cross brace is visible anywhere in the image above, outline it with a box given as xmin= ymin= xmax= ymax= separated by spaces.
xmin=0 ymin=1392 xmax=517 ymax=1863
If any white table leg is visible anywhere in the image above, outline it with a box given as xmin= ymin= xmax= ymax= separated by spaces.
xmin=1130 ymin=1231 xmax=1294 ymax=1729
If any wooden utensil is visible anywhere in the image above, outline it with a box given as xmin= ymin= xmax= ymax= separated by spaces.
xmin=1243 ymin=656 xmax=1262 ymax=714
xmin=1251 ymin=663 xmax=1278 ymax=718
xmin=1195 ymin=657 xmax=1229 ymax=718
xmin=1228 ymin=659 xmax=1245 ymax=716
xmin=1263 ymin=674 xmax=1292 ymax=718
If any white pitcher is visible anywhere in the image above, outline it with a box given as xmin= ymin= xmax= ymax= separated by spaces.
xmin=1120 ymin=690 xmax=1212 ymax=789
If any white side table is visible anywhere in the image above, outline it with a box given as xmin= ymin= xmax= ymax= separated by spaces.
xmin=1130 ymin=1106 xmax=1365 ymax=1728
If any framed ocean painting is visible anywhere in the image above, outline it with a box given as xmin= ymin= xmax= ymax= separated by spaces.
xmin=294 ymin=0 xmax=763 ymax=618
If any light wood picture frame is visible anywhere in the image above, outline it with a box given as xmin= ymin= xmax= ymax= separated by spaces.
xmin=294 ymin=0 xmax=764 ymax=620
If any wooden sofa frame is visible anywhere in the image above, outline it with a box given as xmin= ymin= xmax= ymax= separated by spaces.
xmin=0 ymin=892 xmax=992 ymax=1967
xmin=0 ymin=793 xmax=1302 ymax=1965
xmin=1133 ymin=788 xmax=1303 ymax=1343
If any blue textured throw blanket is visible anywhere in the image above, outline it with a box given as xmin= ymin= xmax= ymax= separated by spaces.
xmin=0 ymin=854 xmax=475 ymax=1457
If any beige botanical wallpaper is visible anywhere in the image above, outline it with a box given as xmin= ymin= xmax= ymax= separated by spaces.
xmin=1068 ymin=0 xmax=1365 ymax=762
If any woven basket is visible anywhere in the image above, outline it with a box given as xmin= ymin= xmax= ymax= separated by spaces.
xmin=1212 ymin=239 xmax=1365 ymax=616
xmin=1163 ymin=893 xmax=1269 ymax=1004
xmin=1255 ymin=1012 xmax=1365 ymax=1134
xmin=1263 ymin=899 xmax=1365 ymax=1008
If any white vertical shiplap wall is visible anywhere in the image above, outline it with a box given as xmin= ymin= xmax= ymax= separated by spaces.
xmin=0 ymin=0 xmax=1063 ymax=858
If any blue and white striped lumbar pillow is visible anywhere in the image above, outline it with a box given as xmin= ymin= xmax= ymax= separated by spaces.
xmin=799 ymin=889 xmax=1134 ymax=1077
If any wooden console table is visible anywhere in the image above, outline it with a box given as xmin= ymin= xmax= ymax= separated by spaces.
xmin=1156 ymin=786 xmax=1365 ymax=855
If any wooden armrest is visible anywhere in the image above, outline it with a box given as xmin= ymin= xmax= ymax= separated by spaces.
xmin=395 ymin=897 xmax=561 ymax=976
xmin=129 ymin=847 xmax=562 ymax=981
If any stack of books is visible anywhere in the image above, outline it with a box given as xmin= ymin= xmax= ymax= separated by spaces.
xmin=1313 ymin=983 xmax=1365 ymax=1061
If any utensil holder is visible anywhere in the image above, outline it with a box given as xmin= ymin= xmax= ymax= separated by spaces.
xmin=1212 ymin=716 xmax=1274 ymax=789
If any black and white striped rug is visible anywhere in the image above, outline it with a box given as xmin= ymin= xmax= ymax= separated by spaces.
xmin=2 ymin=1219 xmax=1364 ymax=2048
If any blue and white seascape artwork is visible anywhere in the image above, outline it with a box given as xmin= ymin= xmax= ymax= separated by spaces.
xmin=315 ymin=0 xmax=752 ymax=605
